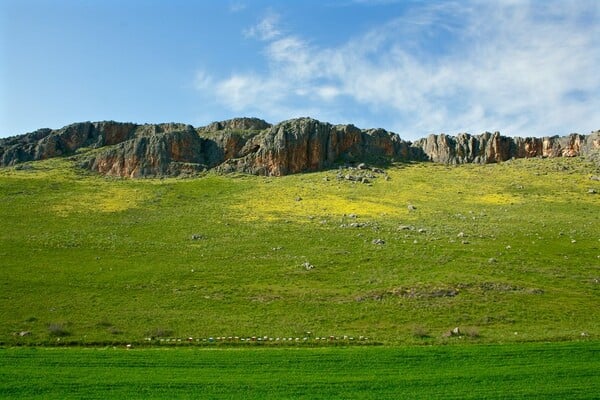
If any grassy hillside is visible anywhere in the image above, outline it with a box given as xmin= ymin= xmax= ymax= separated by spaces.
xmin=0 ymin=157 xmax=598 ymax=345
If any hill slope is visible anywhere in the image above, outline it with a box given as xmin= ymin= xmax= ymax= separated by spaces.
xmin=0 ymin=155 xmax=598 ymax=345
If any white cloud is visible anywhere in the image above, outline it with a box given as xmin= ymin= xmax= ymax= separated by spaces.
xmin=229 ymin=2 xmax=246 ymax=13
xmin=215 ymin=74 xmax=272 ymax=111
xmin=316 ymin=86 xmax=341 ymax=101
xmin=193 ymin=70 xmax=212 ymax=91
xmin=198 ymin=1 xmax=600 ymax=139
xmin=244 ymin=12 xmax=281 ymax=41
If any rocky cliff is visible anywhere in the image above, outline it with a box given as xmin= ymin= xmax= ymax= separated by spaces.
xmin=413 ymin=131 xmax=600 ymax=164
xmin=1 ymin=117 xmax=598 ymax=177
xmin=215 ymin=118 xmax=422 ymax=175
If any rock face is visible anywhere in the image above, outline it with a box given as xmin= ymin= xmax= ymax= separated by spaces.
xmin=84 ymin=127 xmax=205 ymax=177
xmin=198 ymin=117 xmax=271 ymax=133
xmin=0 ymin=121 xmax=138 ymax=166
xmin=412 ymin=131 xmax=600 ymax=164
xmin=1 ymin=117 xmax=598 ymax=177
xmin=216 ymin=118 xmax=420 ymax=175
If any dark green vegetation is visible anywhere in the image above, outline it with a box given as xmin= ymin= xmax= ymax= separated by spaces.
xmin=1 ymin=342 xmax=599 ymax=399
xmin=0 ymin=156 xmax=598 ymax=345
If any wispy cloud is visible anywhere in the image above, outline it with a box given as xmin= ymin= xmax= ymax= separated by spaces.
xmin=229 ymin=2 xmax=246 ymax=13
xmin=194 ymin=70 xmax=212 ymax=91
xmin=243 ymin=11 xmax=281 ymax=41
xmin=197 ymin=1 xmax=600 ymax=139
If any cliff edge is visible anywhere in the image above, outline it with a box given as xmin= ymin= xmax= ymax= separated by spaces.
xmin=1 ymin=117 xmax=598 ymax=177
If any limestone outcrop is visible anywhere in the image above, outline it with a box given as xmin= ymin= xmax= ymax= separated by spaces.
xmin=215 ymin=118 xmax=420 ymax=175
xmin=412 ymin=131 xmax=600 ymax=164
xmin=1 ymin=117 xmax=598 ymax=177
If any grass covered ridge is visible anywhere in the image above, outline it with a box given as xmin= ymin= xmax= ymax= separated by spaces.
xmin=0 ymin=157 xmax=598 ymax=345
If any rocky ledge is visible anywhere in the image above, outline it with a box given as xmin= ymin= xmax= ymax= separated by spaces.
xmin=1 ymin=117 xmax=598 ymax=177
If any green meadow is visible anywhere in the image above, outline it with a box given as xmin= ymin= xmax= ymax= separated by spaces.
xmin=0 ymin=156 xmax=598 ymax=345
xmin=2 ymin=342 xmax=599 ymax=399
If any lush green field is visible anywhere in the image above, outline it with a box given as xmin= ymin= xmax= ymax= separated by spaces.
xmin=1 ymin=342 xmax=599 ymax=399
xmin=0 ymin=156 xmax=598 ymax=345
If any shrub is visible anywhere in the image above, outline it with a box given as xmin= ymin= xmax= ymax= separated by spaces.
xmin=464 ymin=327 xmax=481 ymax=338
xmin=96 ymin=320 xmax=113 ymax=328
xmin=108 ymin=326 xmax=123 ymax=335
xmin=412 ymin=326 xmax=430 ymax=339
xmin=147 ymin=328 xmax=174 ymax=338
xmin=48 ymin=323 xmax=70 ymax=337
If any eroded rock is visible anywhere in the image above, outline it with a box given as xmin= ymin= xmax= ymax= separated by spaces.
xmin=2 ymin=118 xmax=598 ymax=178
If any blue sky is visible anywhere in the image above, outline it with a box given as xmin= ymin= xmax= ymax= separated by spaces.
xmin=1 ymin=0 xmax=599 ymax=140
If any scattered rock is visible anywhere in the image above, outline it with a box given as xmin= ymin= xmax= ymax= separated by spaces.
xmin=191 ymin=234 xmax=205 ymax=240
xmin=374 ymin=286 xmax=460 ymax=299
xmin=442 ymin=327 xmax=462 ymax=338
xmin=295 ymin=196 xmax=302 ymax=201
xmin=372 ymin=238 xmax=385 ymax=245
xmin=526 ymin=288 xmax=545 ymax=295
xmin=457 ymin=232 xmax=466 ymax=238
xmin=357 ymin=162 xmax=368 ymax=170
xmin=588 ymin=188 xmax=597 ymax=194
xmin=590 ymin=175 xmax=600 ymax=181
xmin=18 ymin=331 xmax=31 ymax=337
xmin=407 ymin=204 xmax=417 ymax=211
xmin=302 ymin=262 xmax=314 ymax=270
xmin=488 ymin=258 xmax=498 ymax=264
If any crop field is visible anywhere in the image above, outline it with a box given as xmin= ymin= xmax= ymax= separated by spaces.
xmin=1 ymin=342 xmax=599 ymax=399
xmin=0 ymin=156 xmax=599 ymax=345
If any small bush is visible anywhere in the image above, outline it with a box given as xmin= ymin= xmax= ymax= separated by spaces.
xmin=48 ymin=323 xmax=70 ymax=337
xmin=147 ymin=328 xmax=174 ymax=338
xmin=412 ymin=326 xmax=430 ymax=339
xmin=108 ymin=326 xmax=123 ymax=335
xmin=464 ymin=327 xmax=481 ymax=338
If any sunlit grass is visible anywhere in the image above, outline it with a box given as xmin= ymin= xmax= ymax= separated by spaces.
xmin=0 ymin=156 xmax=598 ymax=345
xmin=2 ymin=342 xmax=599 ymax=399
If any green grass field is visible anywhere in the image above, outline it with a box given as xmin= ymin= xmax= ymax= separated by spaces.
xmin=1 ymin=342 xmax=599 ymax=399
xmin=1 ymin=156 xmax=598 ymax=397
xmin=0 ymin=156 xmax=598 ymax=345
